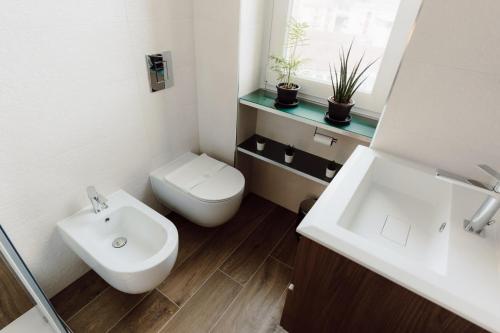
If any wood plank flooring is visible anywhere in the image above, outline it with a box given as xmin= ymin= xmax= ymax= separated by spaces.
xmin=167 ymin=213 xmax=216 ymax=269
xmin=219 ymin=207 xmax=296 ymax=285
xmin=109 ymin=290 xmax=178 ymax=333
xmin=51 ymin=270 xmax=109 ymax=321
xmin=160 ymin=271 xmax=241 ymax=332
xmin=212 ymin=257 xmax=292 ymax=333
xmin=0 ymin=253 xmax=34 ymax=329
xmin=271 ymin=224 xmax=300 ymax=268
xmin=51 ymin=194 xmax=299 ymax=333
xmin=67 ymin=287 xmax=146 ymax=332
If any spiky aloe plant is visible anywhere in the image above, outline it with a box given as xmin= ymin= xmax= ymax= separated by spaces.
xmin=270 ymin=19 xmax=309 ymax=89
xmin=329 ymin=43 xmax=377 ymax=104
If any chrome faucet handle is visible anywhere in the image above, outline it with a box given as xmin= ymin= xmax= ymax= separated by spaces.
xmin=478 ymin=165 xmax=500 ymax=192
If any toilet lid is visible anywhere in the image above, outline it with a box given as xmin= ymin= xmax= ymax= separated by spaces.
xmin=165 ymin=154 xmax=245 ymax=203
xmin=190 ymin=166 xmax=245 ymax=202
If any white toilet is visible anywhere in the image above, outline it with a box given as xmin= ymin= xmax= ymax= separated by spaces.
xmin=150 ymin=152 xmax=245 ymax=227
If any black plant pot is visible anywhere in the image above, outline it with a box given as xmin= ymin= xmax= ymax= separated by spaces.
xmin=326 ymin=98 xmax=354 ymax=121
xmin=276 ymin=83 xmax=300 ymax=106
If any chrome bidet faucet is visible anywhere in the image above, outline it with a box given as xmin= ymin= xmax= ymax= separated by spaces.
xmin=437 ymin=165 xmax=500 ymax=236
xmin=86 ymin=186 xmax=108 ymax=214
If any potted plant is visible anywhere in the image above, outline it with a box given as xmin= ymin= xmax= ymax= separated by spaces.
xmin=269 ymin=19 xmax=308 ymax=107
xmin=256 ymin=136 xmax=266 ymax=152
xmin=325 ymin=43 xmax=377 ymax=124
xmin=325 ymin=161 xmax=336 ymax=179
xmin=284 ymin=145 xmax=295 ymax=164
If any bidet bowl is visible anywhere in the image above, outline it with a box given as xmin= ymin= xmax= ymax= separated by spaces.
xmin=57 ymin=190 xmax=178 ymax=294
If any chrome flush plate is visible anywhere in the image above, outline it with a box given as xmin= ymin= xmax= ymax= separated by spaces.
xmin=146 ymin=51 xmax=174 ymax=92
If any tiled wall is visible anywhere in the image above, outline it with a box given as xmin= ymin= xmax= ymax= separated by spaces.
xmin=372 ymin=0 xmax=500 ymax=181
xmin=0 ymin=0 xmax=199 ymax=296
xmin=193 ymin=0 xmax=240 ymax=164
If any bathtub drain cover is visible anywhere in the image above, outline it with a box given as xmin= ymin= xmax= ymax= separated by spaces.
xmin=112 ymin=237 xmax=127 ymax=248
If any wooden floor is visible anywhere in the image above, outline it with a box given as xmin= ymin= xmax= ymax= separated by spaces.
xmin=51 ymin=194 xmax=299 ymax=333
xmin=0 ymin=253 xmax=34 ymax=329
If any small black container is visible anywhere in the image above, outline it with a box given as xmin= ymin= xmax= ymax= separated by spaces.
xmin=276 ymin=83 xmax=300 ymax=105
xmin=326 ymin=97 xmax=354 ymax=121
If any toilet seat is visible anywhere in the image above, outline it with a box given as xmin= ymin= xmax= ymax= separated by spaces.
xmin=164 ymin=154 xmax=245 ymax=203
xmin=188 ymin=166 xmax=245 ymax=203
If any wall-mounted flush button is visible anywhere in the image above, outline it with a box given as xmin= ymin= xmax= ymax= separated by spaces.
xmin=146 ymin=51 xmax=174 ymax=92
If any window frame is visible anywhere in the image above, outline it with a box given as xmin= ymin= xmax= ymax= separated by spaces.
xmin=263 ymin=0 xmax=422 ymax=117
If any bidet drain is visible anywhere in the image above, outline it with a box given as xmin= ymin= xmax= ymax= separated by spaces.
xmin=112 ymin=237 xmax=127 ymax=248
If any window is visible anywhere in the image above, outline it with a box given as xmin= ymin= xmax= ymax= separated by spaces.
xmin=265 ymin=0 xmax=422 ymax=115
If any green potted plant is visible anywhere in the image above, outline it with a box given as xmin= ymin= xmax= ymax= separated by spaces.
xmin=284 ymin=145 xmax=296 ymax=164
xmin=326 ymin=43 xmax=377 ymax=124
xmin=270 ymin=19 xmax=308 ymax=107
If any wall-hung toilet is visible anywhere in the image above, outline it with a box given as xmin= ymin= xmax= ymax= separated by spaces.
xmin=150 ymin=152 xmax=245 ymax=227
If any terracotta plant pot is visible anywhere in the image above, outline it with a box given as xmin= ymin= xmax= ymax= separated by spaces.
xmin=327 ymin=97 xmax=354 ymax=121
xmin=276 ymin=83 xmax=300 ymax=105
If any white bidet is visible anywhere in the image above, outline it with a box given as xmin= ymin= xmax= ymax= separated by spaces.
xmin=57 ymin=190 xmax=178 ymax=294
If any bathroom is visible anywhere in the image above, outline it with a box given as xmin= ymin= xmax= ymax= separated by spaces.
xmin=0 ymin=0 xmax=499 ymax=332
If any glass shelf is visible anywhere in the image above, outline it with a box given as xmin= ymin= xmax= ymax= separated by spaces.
xmin=239 ymin=89 xmax=377 ymax=142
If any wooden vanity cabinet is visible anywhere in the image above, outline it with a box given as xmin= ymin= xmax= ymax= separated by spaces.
xmin=280 ymin=237 xmax=487 ymax=333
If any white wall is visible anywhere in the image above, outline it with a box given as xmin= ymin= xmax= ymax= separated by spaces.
xmin=235 ymin=0 xmax=371 ymax=212
xmin=0 ymin=0 xmax=199 ymax=296
xmin=238 ymin=0 xmax=270 ymax=97
xmin=256 ymin=112 xmax=366 ymax=164
xmin=372 ymin=0 xmax=500 ymax=182
xmin=193 ymin=0 xmax=240 ymax=164
xmin=252 ymin=111 xmax=368 ymax=212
